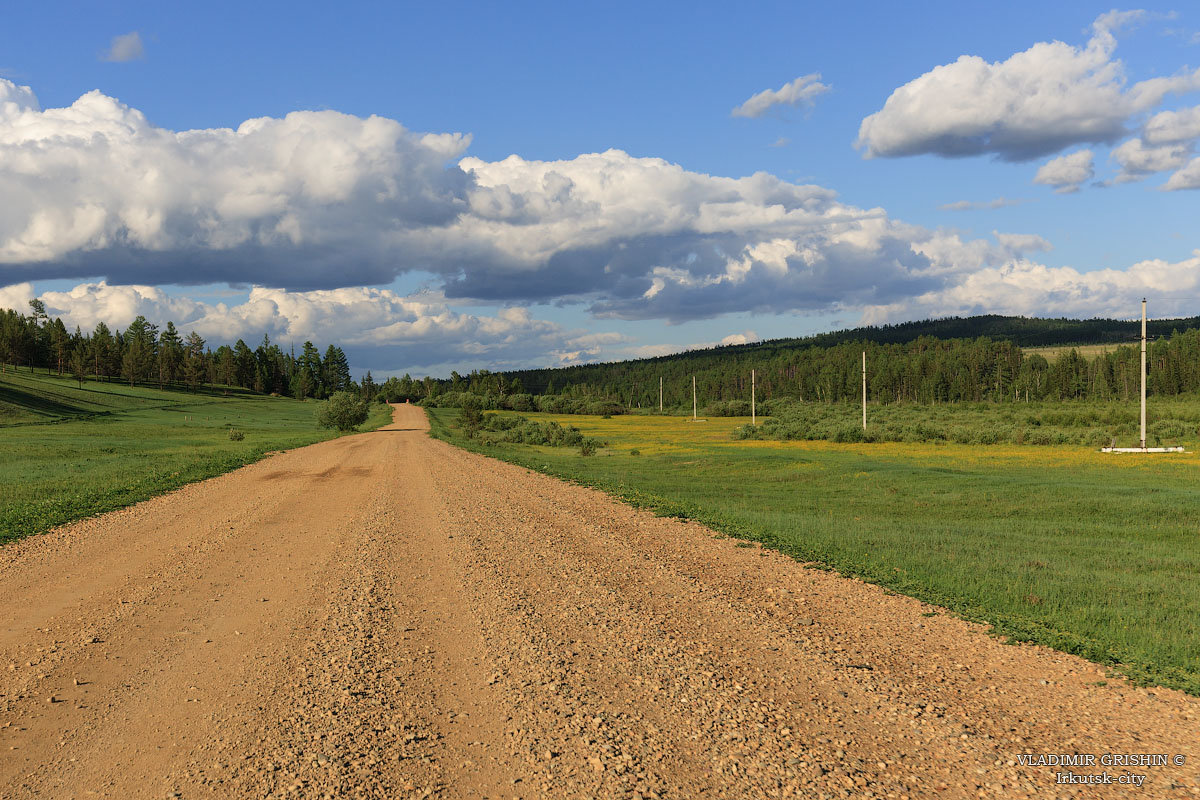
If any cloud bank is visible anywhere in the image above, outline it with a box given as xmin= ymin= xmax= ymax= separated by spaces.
xmin=1 ymin=70 xmax=1196 ymax=365
xmin=2 ymin=280 xmax=623 ymax=373
xmin=861 ymin=250 xmax=1200 ymax=324
xmin=0 ymin=77 xmax=1025 ymax=325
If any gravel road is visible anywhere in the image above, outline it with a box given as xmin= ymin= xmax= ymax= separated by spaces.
xmin=1 ymin=403 xmax=1197 ymax=799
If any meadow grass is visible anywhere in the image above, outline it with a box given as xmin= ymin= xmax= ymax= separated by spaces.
xmin=730 ymin=398 xmax=1200 ymax=448
xmin=429 ymin=406 xmax=1200 ymax=695
xmin=1025 ymin=343 xmax=1119 ymax=361
xmin=1 ymin=370 xmax=391 ymax=544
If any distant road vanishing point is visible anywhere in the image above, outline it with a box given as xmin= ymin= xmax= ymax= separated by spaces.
xmin=1 ymin=404 xmax=1197 ymax=798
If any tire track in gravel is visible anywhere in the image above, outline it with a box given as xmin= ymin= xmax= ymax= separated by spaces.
xmin=1 ymin=403 xmax=1198 ymax=799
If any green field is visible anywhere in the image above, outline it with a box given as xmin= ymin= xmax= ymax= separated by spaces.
xmin=1024 ymin=343 xmax=1120 ymax=361
xmin=0 ymin=369 xmax=391 ymax=544
xmin=732 ymin=397 xmax=1200 ymax=448
xmin=429 ymin=407 xmax=1200 ymax=695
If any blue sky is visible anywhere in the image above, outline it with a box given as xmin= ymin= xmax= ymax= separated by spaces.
xmin=2 ymin=1 xmax=1200 ymax=376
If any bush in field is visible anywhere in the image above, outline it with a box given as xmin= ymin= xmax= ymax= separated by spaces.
xmin=316 ymin=391 xmax=370 ymax=431
xmin=228 ymin=428 xmax=245 ymax=441
xmin=459 ymin=397 xmax=484 ymax=438
xmin=731 ymin=398 xmax=1196 ymax=448
xmin=476 ymin=413 xmax=603 ymax=453
xmin=703 ymin=399 xmax=752 ymax=417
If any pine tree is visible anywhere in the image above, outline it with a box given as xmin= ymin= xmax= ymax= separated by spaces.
xmin=323 ymin=345 xmax=351 ymax=393
xmin=157 ymin=321 xmax=184 ymax=389
xmin=182 ymin=332 xmax=207 ymax=392
xmin=299 ymin=342 xmax=322 ymax=398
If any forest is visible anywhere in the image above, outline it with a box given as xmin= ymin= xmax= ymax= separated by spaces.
xmin=0 ymin=300 xmax=366 ymax=401
xmin=8 ymin=300 xmax=1200 ymax=414
xmin=410 ymin=328 xmax=1200 ymax=415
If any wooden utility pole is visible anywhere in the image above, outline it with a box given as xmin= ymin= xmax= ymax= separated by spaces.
xmin=751 ymin=368 xmax=756 ymax=425
xmin=692 ymin=375 xmax=697 ymax=421
xmin=1140 ymin=298 xmax=1147 ymax=449
xmin=659 ymin=375 xmax=663 ymax=412
xmin=862 ymin=351 xmax=867 ymax=431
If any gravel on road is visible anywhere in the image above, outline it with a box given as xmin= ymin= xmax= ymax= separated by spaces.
xmin=1 ymin=403 xmax=1196 ymax=799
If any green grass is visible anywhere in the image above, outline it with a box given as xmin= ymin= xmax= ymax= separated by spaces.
xmin=1025 ymin=343 xmax=1120 ymax=361
xmin=429 ymin=407 xmax=1200 ymax=695
xmin=0 ymin=369 xmax=391 ymax=544
xmin=734 ymin=398 xmax=1200 ymax=448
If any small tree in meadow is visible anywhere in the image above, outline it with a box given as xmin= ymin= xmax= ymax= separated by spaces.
xmin=459 ymin=397 xmax=484 ymax=438
xmin=316 ymin=390 xmax=370 ymax=431
xmin=69 ymin=346 xmax=86 ymax=389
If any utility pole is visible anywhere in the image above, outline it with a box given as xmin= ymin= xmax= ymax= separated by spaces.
xmin=751 ymin=368 xmax=756 ymax=425
xmin=1140 ymin=298 xmax=1147 ymax=449
xmin=659 ymin=375 xmax=663 ymax=413
xmin=862 ymin=351 xmax=867 ymax=431
xmin=693 ymin=375 xmax=697 ymax=421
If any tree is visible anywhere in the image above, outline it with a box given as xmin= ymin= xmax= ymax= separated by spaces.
xmin=49 ymin=318 xmax=70 ymax=375
xmin=183 ymin=332 xmax=207 ymax=392
xmin=459 ymin=396 xmax=483 ymax=438
xmin=158 ymin=321 xmax=184 ymax=389
xmin=69 ymin=344 xmax=87 ymax=388
xmin=323 ymin=345 xmax=351 ymax=393
xmin=233 ymin=339 xmax=256 ymax=388
xmin=121 ymin=316 xmax=157 ymax=386
xmin=315 ymin=391 xmax=370 ymax=431
xmin=27 ymin=299 xmax=47 ymax=373
xmin=90 ymin=322 xmax=114 ymax=380
xmin=299 ymin=341 xmax=323 ymax=397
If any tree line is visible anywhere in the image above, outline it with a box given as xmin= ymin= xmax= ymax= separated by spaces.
xmin=411 ymin=330 xmax=1200 ymax=413
xmin=1 ymin=300 xmax=360 ymax=400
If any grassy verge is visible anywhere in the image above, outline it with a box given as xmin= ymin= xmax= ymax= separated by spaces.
xmin=1 ymin=370 xmax=391 ymax=544
xmin=428 ymin=406 xmax=1200 ymax=695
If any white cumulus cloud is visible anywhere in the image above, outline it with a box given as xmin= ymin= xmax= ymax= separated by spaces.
xmin=1142 ymin=104 xmax=1200 ymax=144
xmin=731 ymin=74 xmax=830 ymax=118
xmin=1163 ymin=156 xmax=1200 ymax=190
xmin=857 ymin=12 xmax=1200 ymax=161
xmin=1110 ymin=137 xmax=1192 ymax=182
xmin=1033 ymin=150 xmax=1095 ymax=193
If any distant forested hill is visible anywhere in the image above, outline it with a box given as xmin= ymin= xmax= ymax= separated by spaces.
xmin=503 ymin=314 xmax=1200 ymax=397
xmin=375 ymin=313 xmax=1200 ymax=410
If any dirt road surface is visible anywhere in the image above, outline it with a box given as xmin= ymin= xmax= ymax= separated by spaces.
xmin=2 ymin=404 xmax=1197 ymax=799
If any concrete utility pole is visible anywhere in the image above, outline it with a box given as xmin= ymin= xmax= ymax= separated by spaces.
xmin=693 ymin=375 xmax=697 ymax=421
xmin=862 ymin=351 xmax=867 ymax=431
xmin=1140 ymin=298 xmax=1147 ymax=449
xmin=659 ymin=375 xmax=663 ymax=413
xmin=751 ymin=368 xmax=756 ymax=425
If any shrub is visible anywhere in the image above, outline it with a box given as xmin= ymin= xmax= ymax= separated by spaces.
xmin=316 ymin=391 xmax=370 ymax=431
xmin=228 ymin=428 xmax=245 ymax=441
xmin=459 ymin=397 xmax=484 ymax=438
xmin=580 ymin=438 xmax=597 ymax=456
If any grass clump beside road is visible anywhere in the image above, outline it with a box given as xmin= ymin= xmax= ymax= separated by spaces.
xmin=428 ymin=406 xmax=1200 ymax=696
xmin=0 ymin=369 xmax=391 ymax=544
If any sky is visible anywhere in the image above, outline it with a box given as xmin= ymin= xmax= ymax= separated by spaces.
xmin=2 ymin=1 xmax=1200 ymax=378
